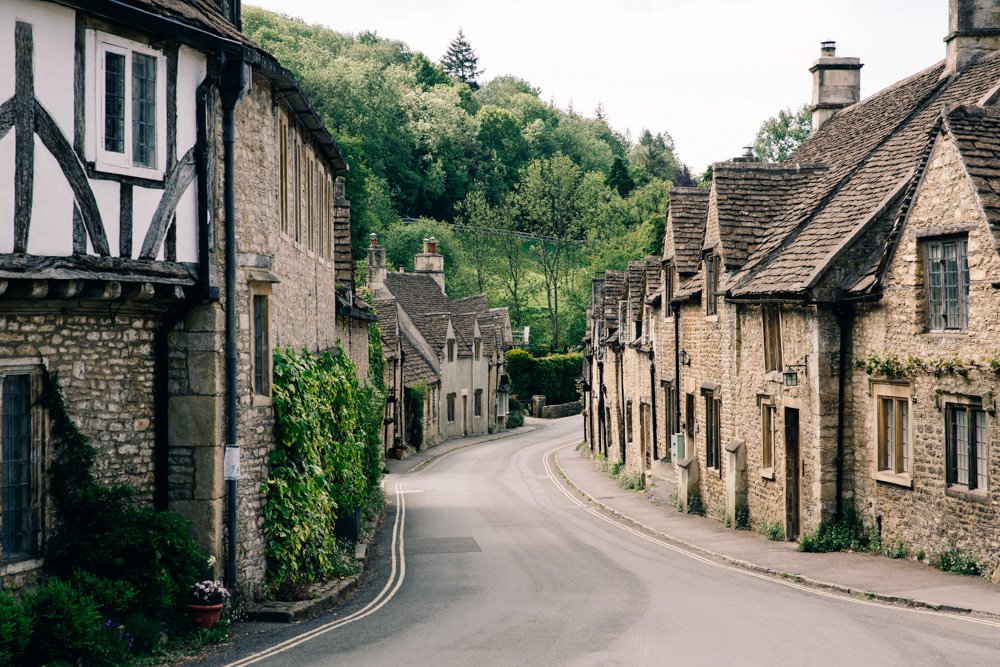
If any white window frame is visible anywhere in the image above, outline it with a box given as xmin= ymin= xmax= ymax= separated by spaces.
xmin=90 ymin=30 xmax=167 ymax=179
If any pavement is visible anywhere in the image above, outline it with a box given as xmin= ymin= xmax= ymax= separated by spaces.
xmin=555 ymin=430 xmax=1000 ymax=620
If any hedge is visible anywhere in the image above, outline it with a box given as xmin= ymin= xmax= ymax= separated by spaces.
xmin=506 ymin=349 xmax=583 ymax=405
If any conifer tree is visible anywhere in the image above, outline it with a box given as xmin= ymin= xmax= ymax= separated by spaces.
xmin=441 ymin=29 xmax=483 ymax=89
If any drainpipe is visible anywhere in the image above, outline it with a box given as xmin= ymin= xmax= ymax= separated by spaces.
xmin=672 ymin=302 xmax=681 ymax=440
xmin=649 ymin=354 xmax=658 ymax=461
xmin=597 ymin=362 xmax=605 ymax=455
xmin=834 ymin=303 xmax=853 ymax=520
xmin=618 ymin=346 xmax=625 ymax=463
xmin=219 ymin=52 xmax=247 ymax=591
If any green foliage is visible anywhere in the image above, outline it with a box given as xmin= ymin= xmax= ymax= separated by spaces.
xmin=506 ymin=397 xmax=525 ymax=428
xmin=917 ymin=549 xmax=926 ymax=562
xmin=687 ymin=491 xmax=706 ymax=516
xmin=762 ymin=522 xmax=784 ymax=541
xmin=266 ymin=346 xmax=378 ymax=586
xmin=797 ymin=508 xmax=877 ymax=553
xmin=881 ymin=540 xmax=908 ymax=559
xmin=0 ymin=590 xmax=31 ymax=664
xmin=753 ymin=105 xmax=812 ymax=163
xmin=24 ymin=578 xmax=125 ymax=666
xmin=440 ymin=29 xmax=482 ymax=88
xmin=609 ymin=461 xmax=624 ymax=478
xmin=734 ymin=505 xmax=751 ymax=531
xmin=936 ymin=549 xmax=984 ymax=576
xmin=505 ymin=349 xmax=583 ymax=404
xmin=855 ymin=353 xmax=979 ymax=379
xmin=39 ymin=371 xmax=206 ymax=658
xmin=616 ymin=470 xmax=644 ymax=490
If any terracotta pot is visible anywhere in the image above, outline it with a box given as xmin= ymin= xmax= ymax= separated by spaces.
xmin=186 ymin=603 xmax=224 ymax=630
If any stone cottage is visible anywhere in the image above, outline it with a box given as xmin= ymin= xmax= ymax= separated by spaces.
xmin=0 ymin=0 xmax=364 ymax=594
xmin=584 ymin=0 xmax=1000 ymax=569
xmin=368 ymin=236 xmax=511 ymax=448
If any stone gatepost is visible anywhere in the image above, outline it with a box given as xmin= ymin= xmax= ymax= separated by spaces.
xmin=676 ymin=452 xmax=700 ymax=513
xmin=725 ymin=439 xmax=747 ymax=527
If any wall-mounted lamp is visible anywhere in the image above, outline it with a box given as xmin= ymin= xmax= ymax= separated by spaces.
xmin=679 ymin=349 xmax=691 ymax=366
xmin=783 ymin=355 xmax=808 ymax=387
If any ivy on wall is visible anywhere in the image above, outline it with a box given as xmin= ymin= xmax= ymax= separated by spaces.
xmin=855 ymin=353 xmax=1000 ymax=380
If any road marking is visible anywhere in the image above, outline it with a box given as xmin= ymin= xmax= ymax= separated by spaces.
xmin=224 ymin=482 xmax=409 ymax=666
xmin=542 ymin=446 xmax=1000 ymax=630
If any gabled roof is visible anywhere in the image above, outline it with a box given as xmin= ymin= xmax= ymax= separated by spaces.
xmin=945 ymin=104 xmax=1000 ymax=254
xmin=730 ymin=53 xmax=1000 ymax=299
xmin=664 ymin=188 xmax=709 ymax=275
xmin=627 ymin=261 xmax=645 ymax=316
xmin=400 ymin=337 xmax=437 ymax=387
xmin=602 ymin=270 xmax=625 ymax=327
xmin=374 ymin=298 xmax=399 ymax=360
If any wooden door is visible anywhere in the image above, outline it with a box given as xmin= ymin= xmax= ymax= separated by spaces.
xmin=784 ymin=408 xmax=800 ymax=540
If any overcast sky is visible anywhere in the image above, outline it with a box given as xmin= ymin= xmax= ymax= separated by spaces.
xmin=248 ymin=0 xmax=947 ymax=173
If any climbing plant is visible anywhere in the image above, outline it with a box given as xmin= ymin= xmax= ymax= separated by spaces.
xmin=854 ymin=353 xmax=1000 ymax=380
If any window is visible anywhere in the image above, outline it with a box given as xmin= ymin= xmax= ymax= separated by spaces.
xmin=474 ymin=389 xmax=483 ymax=417
xmin=625 ymin=400 xmax=633 ymax=443
xmin=447 ymin=393 xmax=456 ymax=422
xmin=306 ymin=156 xmax=315 ymax=252
xmin=946 ymin=403 xmax=987 ymax=491
xmin=875 ymin=387 xmax=910 ymax=477
xmin=252 ymin=292 xmax=271 ymax=397
xmin=447 ymin=339 xmax=456 ymax=362
xmin=763 ymin=306 xmax=782 ymax=372
xmin=662 ymin=262 xmax=674 ymax=316
xmin=705 ymin=391 xmax=721 ymax=470
xmin=705 ymin=254 xmax=720 ymax=316
xmin=94 ymin=32 xmax=166 ymax=176
xmin=761 ymin=402 xmax=775 ymax=470
xmin=685 ymin=393 xmax=695 ymax=441
xmin=278 ymin=119 xmax=289 ymax=235
xmin=2 ymin=372 xmax=42 ymax=560
xmin=924 ymin=237 xmax=969 ymax=331
xmin=294 ymin=140 xmax=302 ymax=243
xmin=474 ymin=338 xmax=481 ymax=361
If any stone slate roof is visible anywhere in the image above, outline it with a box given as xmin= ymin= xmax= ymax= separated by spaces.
xmin=627 ymin=261 xmax=645 ymax=316
xmin=644 ymin=255 xmax=661 ymax=294
xmin=710 ymin=162 xmax=827 ymax=270
xmin=945 ymin=105 xmax=1000 ymax=253
xmin=373 ymin=298 xmax=398 ymax=360
xmin=673 ymin=272 xmax=702 ymax=302
xmin=602 ymin=270 xmax=625 ymax=327
xmin=730 ymin=53 xmax=1000 ymax=299
xmin=400 ymin=337 xmax=436 ymax=387
xmin=664 ymin=188 xmax=709 ymax=275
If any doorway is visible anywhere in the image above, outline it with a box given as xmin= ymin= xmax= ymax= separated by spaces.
xmin=784 ymin=407 xmax=800 ymax=540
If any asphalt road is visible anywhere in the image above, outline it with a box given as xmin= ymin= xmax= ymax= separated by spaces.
xmin=201 ymin=417 xmax=1000 ymax=666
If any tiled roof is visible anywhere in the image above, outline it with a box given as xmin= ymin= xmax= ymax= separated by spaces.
xmin=731 ymin=53 xmax=1000 ymax=298
xmin=627 ymin=261 xmax=645 ymax=315
xmin=400 ymin=337 xmax=437 ymax=387
xmin=710 ymin=162 xmax=827 ymax=270
xmin=673 ymin=272 xmax=702 ymax=302
xmin=373 ymin=298 xmax=398 ymax=360
xmin=945 ymin=105 xmax=1000 ymax=254
xmin=602 ymin=270 xmax=625 ymax=326
xmin=664 ymin=188 xmax=709 ymax=275
xmin=644 ymin=255 xmax=662 ymax=296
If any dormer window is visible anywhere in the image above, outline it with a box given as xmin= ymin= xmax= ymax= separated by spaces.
xmin=924 ymin=236 xmax=969 ymax=331
xmin=705 ymin=254 xmax=720 ymax=316
xmin=447 ymin=338 xmax=456 ymax=362
xmin=91 ymin=31 xmax=166 ymax=178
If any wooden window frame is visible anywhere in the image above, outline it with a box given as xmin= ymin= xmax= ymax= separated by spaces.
xmin=945 ymin=401 xmax=988 ymax=492
xmin=446 ymin=393 xmax=456 ymax=423
xmin=662 ymin=262 xmax=674 ymax=320
xmin=872 ymin=383 xmax=911 ymax=486
xmin=705 ymin=254 xmax=720 ymax=316
xmin=625 ymin=400 xmax=634 ymax=443
xmin=0 ymin=366 xmax=45 ymax=563
xmin=704 ymin=390 xmax=721 ymax=471
xmin=474 ymin=389 xmax=483 ymax=418
xmin=762 ymin=305 xmax=782 ymax=372
xmin=923 ymin=236 xmax=969 ymax=332
xmin=761 ymin=400 xmax=775 ymax=474
xmin=474 ymin=338 xmax=481 ymax=361
xmin=447 ymin=338 xmax=456 ymax=363
xmin=250 ymin=283 xmax=273 ymax=402
xmin=278 ymin=117 xmax=289 ymax=235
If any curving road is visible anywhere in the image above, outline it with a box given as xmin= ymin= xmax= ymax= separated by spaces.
xmin=202 ymin=416 xmax=1000 ymax=666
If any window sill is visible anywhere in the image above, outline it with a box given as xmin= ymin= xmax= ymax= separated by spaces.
xmin=0 ymin=556 xmax=43 ymax=576
xmin=760 ymin=467 xmax=775 ymax=481
xmin=253 ymin=394 xmax=272 ymax=409
xmin=705 ymin=315 xmax=719 ymax=322
xmin=875 ymin=471 xmax=913 ymax=489
xmin=90 ymin=160 xmax=165 ymax=183
xmin=945 ymin=485 xmax=989 ymax=504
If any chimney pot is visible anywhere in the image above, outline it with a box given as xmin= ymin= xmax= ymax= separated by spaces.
xmin=820 ymin=40 xmax=837 ymax=57
xmin=370 ymin=233 xmax=378 ymax=247
xmin=810 ymin=40 xmax=862 ymax=134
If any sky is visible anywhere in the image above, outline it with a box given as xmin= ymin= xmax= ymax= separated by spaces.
xmin=247 ymin=0 xmax=947 ymax=173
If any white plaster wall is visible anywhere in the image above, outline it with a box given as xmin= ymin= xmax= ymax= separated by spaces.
xmin=26 ymin=135 xmax=74 ymax=256
xmin=90 ymin=180 xmax=120 ymax=257
xmin=0 ymin=130 xmax=13 ymax=252
xmin=132 ymin=186 xmax=163 ymax=260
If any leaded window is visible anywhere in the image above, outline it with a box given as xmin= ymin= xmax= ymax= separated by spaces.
xmin=253 ymin=294 xmax=271 ymax=396
xmin=2 ymin=375 xmax=35 ymax=559
xmin=925 ymin=237 xmax=969 ymax=331
xmin=878 ymin=396 xmax=909 ymax=475
xmin=946 ymin=404 xmax=987 ymax=491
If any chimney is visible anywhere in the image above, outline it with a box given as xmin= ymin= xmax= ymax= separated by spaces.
xmin=946 ymin=0 xmax=1000 ymax=74
xmin=810 ymin=41 xmax=863 ymax=133
xmin=414 ymin=237 xmax=445 ymax=293
xmin=367 ymin=233 xmax=386 ymax=295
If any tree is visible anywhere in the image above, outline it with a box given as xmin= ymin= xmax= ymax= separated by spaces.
xmin=608 ymin=156 xmax=635 ymax=196
xmin=752 ymin=105 xmax=812 ymax=163
xmin=630 ymin=129 xmax=680 ymax=185
xmin=514 ymin=155 xmax=582 ymax=350
xmin=456 ymin=189 xmax=501 ymax=294
xmin=441 ymin=29 xmax=483 ymax=89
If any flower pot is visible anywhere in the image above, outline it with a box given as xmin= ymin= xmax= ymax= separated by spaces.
xmin=186 ymin=603 xmax=223 ymax=630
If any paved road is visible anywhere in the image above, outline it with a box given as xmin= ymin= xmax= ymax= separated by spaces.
xmin=203 ymin=417 xmax=1000 ymax=666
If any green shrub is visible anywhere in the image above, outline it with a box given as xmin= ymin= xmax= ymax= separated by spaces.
xmin=506 ymin=398 xmax=525 ymax=427
xmin=617 ymin=471 xmax=644 ymax=490
xmin=762 ymin=522 xmax=784 ymax=541
xmin=687 ymin=491 xmax=706 ymax=516
xmin=881 ymin=540 xmax=908 ymax=560
xmin=0 ymin=590 xmax=31 ymax=664
xmin=25 ymin=578 xmax=125 ymax=666
xmin=797 ymin=507 xmax=875 ymax=553
xmin=734 ymin=505 xmax=751 ymax=531
xmin=505 ymin=349 xmax=583 ymax=405
xmin=609 ymin=461 xmax=624 ymax=478
xmin=936 ymin=549 xmax=984 ymax=576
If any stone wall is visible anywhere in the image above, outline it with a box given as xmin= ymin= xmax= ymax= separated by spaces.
xmin=540 ymin=401 xmax=583 ymax=419
xmin=850 ymin=135 xmax=1000 ymax=568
